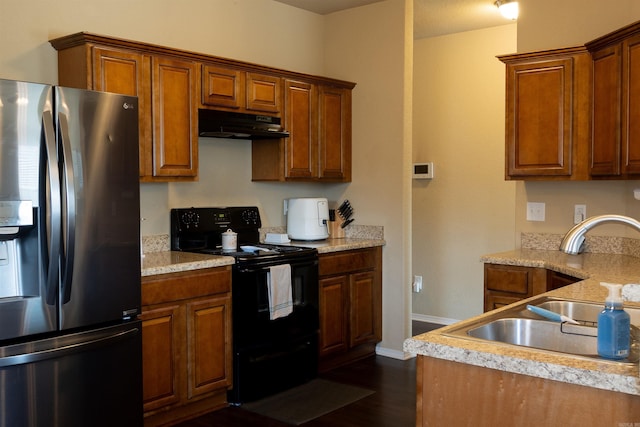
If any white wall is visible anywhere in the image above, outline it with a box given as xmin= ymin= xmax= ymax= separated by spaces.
xmin=412 ymin=24 xmax=517 ymax=321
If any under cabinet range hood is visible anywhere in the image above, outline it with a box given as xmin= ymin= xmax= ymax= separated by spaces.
xmin=198 ymin=109 xmax=290 ymax=140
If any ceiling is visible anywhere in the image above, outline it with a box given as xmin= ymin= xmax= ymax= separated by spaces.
xmin=273 ymin=0 xmax=513 ymax=39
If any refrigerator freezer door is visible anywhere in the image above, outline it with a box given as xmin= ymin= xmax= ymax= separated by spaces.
xmin=0 ymin=79 xmax=57 ymax=340
xmin=56 ymin=87 xmax=141 ymax=330
xmin=0 ymin=321 xmax=142 ymax=426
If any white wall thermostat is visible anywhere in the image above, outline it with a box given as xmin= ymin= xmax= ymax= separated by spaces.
xmin=413 ymin=162 xmax=434 ymax=179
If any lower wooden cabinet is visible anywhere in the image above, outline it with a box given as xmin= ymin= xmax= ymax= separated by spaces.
xmin=318 ymin=247 xmax=382 ymax=371
xmin=484 ymin=263 xmax=581 ymax=312
xmin=141 ymin=267 xmax=232 ymax=427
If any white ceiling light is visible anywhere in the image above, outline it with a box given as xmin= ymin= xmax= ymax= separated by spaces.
xmin=495 ymin=0 xmax=518 ymax=20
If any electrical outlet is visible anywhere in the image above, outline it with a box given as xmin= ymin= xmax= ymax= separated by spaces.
xmin=412 ymin=275 xmax=423 ymax=293
xmin=574 ymin=204 xmax=586 ymax=224
xmin=526 ymin=202 xmax=545 ymax=221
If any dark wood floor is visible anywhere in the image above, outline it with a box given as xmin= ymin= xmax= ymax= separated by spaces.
xmin=173 ymin=321 xmax=442 ymax=427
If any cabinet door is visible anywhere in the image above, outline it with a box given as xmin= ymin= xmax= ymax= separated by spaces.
xmin=284 ymin=79 xmax=316 ymax=179
xmin=246 ymin=73 xmax=281 ymax=113
xmin=92 ymin=47 xmax=151 ymax=177
xmin=201 ymin=64 xmax=244 ymax=109
xmin=623 ymin=34 xmax=640 ymax=174
xmin=591 ymin=44 xmax=622 ymax=176
xmin=186 ymin=296 xmax=232 ymax=399
xmin=141 ymin=304 xmax=184 ymax=412
xmin=318 ymin=86 xmax=351 ymax=181
xmin=319 ymin=275 xmax=348 ymax=357
xmin=506 ymin=58 xmax=573 ymax=177
xmin=152 ymin=56 xmax=198 ymax=178
xmin=547 ymin=270 xmax=580 ymax=291
xmin=484 ymin=264 xmax=547 ymax=312
xmin=349 ymin=271 xmax=381 ymax=347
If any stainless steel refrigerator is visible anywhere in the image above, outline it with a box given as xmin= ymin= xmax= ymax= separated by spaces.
xmin=0 ymin=78 xmax=142 ymax=426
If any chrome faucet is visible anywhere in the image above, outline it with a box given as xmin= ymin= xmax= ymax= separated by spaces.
xmin=559 ymin=214 xmax=640 ymax=255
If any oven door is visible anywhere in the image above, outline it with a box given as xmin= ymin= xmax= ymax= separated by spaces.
xmin=232 ymin=254 xmax=319 ymax=348
xmin=230 ymin=254 xmax=319 ymax=404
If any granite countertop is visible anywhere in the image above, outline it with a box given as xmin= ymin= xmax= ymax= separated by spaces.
xmin=404 ymin=248 xmax=640 ymax=396
xmin=140 ymin=232 xmax=385 ymax=277
xmin=141 ymin=251 xmax=235 ymax=277
xmin=286 ymin=237 xmax=385 ymax=254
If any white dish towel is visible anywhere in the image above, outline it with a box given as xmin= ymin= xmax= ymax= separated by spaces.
xmin=267 ymin=264 xmax=293 ymax=320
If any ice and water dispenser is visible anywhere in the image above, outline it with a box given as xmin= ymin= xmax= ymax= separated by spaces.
xmin=0 ymin=200 xmax=37 ymax=299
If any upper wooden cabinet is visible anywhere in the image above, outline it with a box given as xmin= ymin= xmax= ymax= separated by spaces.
xmin=90 ymin=47 xmax=151 ymax=178
xmin=282 ymin=79 xmax=317 ymax=179
xmin=151 ymin=56 xmax=199 ymax=179
xmin=318 ymin=85 xmax=352 ymax=181
xmin=50 ymin=34 xmax=199 ymax=182
xmin=51 ymin=32 xmax=355 ymax=184
xmin=252 ymin=80 xmax=353 ymax=182
xmin=498 ymin=47 xmax=592 ymax=180
xmin=586 ymin=21 xmax=640 ymax=177
xmin=202 ymin=65 xmax=282 ymax=114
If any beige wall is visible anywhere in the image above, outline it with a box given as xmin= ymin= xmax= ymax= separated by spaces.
xmin=411 ymin=1 xmax=640 ymax=324
xmin=517 ymin=0 xmax=640 ymax=53
xmin=0 ymin=0 xmax=325 ymax=84
xmin=323 ymin=0 xmax=413 ymax=355
xmin=0 ymin=0 xmax=413 ymax=355
xmin=412 ymin=24 xmax=517 ymax=321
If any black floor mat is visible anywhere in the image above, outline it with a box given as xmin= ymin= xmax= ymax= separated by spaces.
xmin=241 ymin=378 xmax=375 ymax=425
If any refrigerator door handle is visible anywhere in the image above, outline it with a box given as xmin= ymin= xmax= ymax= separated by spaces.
xmin=58 ymin=113 xmax=76 ymax=304
xmin=42 ymin=110 xmax=62 ymax=306
xmin=0 ymin=326 xmax=139 ymax=368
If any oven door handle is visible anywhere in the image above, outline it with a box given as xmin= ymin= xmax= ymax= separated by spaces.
xmin=235 ymin=259 xmax=318 ymax=274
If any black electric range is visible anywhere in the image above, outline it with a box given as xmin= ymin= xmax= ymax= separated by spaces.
xmin=170 ymin=206 xmax=319 ymax=404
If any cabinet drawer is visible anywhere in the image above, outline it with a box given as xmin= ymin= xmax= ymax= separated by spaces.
xmin=142 ymin=267 xmax=232 ymax=306
xmin=201 ymin=64 xmax=244 ymax=109
xmin=319 ymin=248 xmax=378 ymax=277
xmin=484 ymin=264 xmax=531 ymax=295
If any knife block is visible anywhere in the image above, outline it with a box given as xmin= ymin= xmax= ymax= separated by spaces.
xmin=328 ymin=221 xmax=345 ymax=239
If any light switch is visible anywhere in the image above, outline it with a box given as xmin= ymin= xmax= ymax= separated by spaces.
xmin=526 ymin=202 xmax=545 ymax=221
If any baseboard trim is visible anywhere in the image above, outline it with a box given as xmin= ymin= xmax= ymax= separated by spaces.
xmin=376 ymin=313 xmax=461 ymax=361
xmin=375 ymin=345 xmax=415 ymax=360
xmin=411 ymin=312 xmax=459 ymax=326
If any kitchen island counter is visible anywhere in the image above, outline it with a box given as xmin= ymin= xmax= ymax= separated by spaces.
xmin=404 ymin=249 xmax=640 ymax=396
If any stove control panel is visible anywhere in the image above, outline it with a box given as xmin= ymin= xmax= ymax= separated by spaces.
xmin=178 ymin=211 xmax=200 ymax=229
xmin=170 ymin=207 xmax=262 ymax=251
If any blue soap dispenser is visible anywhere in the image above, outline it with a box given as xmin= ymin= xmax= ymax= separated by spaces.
xmin=597 ymin=282 xmax=630 ymax=360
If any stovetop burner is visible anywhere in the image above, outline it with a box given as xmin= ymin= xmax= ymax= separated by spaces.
xmin=201 ymin=243 xmax=306 ymax=257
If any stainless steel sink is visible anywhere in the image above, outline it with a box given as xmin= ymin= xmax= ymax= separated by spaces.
xmin=536 ymin=299 xmax=640 ymax=325
xmin=444 ymin=296 xmax=640 ymax=364
xmin=467 ymin=318 xmax=602 ymax=355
